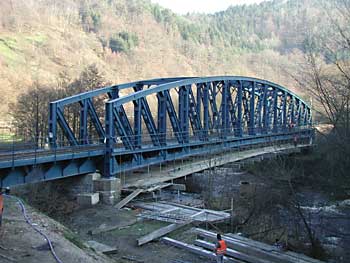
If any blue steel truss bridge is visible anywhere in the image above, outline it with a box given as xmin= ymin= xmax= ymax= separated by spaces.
xmin=0 ymin=76 xmax=314 ymax=187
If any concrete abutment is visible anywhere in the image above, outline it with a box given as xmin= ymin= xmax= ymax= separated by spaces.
xmin=76 ymin=174 xmax=122 ymax=206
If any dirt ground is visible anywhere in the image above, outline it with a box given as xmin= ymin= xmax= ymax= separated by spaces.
xmin=0 ymin=192 xmax=213 ymax=263
xmin=0 ymin=196 xmax=112 ymax=263
xmin=60 ymin=191 xmax=212 ymax=263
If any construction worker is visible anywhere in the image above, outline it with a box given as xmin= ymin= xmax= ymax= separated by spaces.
xmin=293 ymin=134 xmax=298 ymax=147
xmin=0 ymin=187 xmax=9 ymax=228
xmin=214 ymin=233 xmax=227 ymax=263
xmin=0 ymin=189 xmax=3 ymax=228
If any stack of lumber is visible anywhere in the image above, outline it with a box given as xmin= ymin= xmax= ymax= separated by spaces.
xmin=161 ymin=229 xmax=325 ymax=263
xmin=134 ymin=201 xmax=230 ymax=223
xmin=192 ymin=228 xmax=325 ymax=263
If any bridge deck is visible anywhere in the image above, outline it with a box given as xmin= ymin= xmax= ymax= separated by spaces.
xmin=122 ymin=143 xmax=308 ymax=189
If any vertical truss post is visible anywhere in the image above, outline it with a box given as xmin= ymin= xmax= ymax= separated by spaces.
xmin=157 ymin=92 xmax=167 ymax=145
xmin=282 ymin=91 xmax=287 ymax=131
xmin=196 ymin=84 xmax=202 ymax=121
xmin=273 ymin=89 xmax=278 ymax=133
xmin=290 ymin=96 xmax=295 ymax=125
xmin=297 ymin=100 xmax=302 ymax=126
xmin=179 ymin=86 xmax=189 ymax=143
xmin=134 ymin=99 xmax=142 ymax=148
xmin=209 ymin=82 xmax=219 ymax=130
xmin=249 ymin=82 xmax=255 ymax=135
xmin=164 ymin=90 xmax=182 ymax=143
xmin=236 ymin=81 xmax=243 ymax=137
xmin=48 ymin=102 xmax=57 ymax=148
xmin=263 ymin=86 xmax=268 ymax=134
xmin=203 ymin=83 xmax=209 ymax=138
xmin=221 ymin=81 xmax=229 ymax=138
xmin=196 ymin=84 xmax=203 ymax=139
xmin=104 ymin=102 xmax=114 ymax=178
xmin=307 ymin=108 xmax=312 ymax=127
xmin=110 ymin=88 xmax=119 ymax=141
xmin=79 ymin=99 xmax=88 ymax=144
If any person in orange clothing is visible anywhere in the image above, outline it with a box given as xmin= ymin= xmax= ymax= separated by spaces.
xmin=214 ymin=233 xmax=227 ymax=263
xmin=0 ymin=187 xmax=9 ymax=228
xmin=0 ymin=189 xmax=3 ymax=228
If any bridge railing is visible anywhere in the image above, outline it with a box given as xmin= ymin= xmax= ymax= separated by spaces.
xmin=0 ymin=124 xmax=313 ymax=155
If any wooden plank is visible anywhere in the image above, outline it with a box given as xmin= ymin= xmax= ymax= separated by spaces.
xmin=160 ymin=207 xmax=180 ymax=214
xmin=161 ymin=237 xmax=239 ymax=263
xmin=160 ymin=201 xmax=231 ymax=218
xmin=194 ymin=239 xmax=271 ymax=263
xmin=168 ymin=184 xmax=186 ymax=191
xmin=145 ymin=183 xmax=173 ymax=193
xmin=225 ymin=233 xmax=275 ymax=252
xmin=189 ymin=210 xmax=205 ymax=219
xmin=192 ymin=228 xmax=295 ymax=263
xmin=115 ymin=189 xmax=143 ymax=209
xmin=85 ymin=240 xmax=118 ymax=255
xmin=226 ymin=233 xmax=325 ymax=263
xmin=92 ymin=219 xmax=137 ymax=235
xmin=135 ymin=202 xmax=230 ymax=222
xmin=137 ymin=222 xmax=189 ymax=246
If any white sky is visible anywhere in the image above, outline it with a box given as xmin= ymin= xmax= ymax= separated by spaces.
xmin=150 ymin=0 xmax=268 ymax=14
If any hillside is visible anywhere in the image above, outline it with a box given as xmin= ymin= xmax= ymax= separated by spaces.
xmin=0 ymin=0 xmax=331 ymax=121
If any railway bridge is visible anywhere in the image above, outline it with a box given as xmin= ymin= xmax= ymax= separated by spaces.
xmin=0 ymin=76 xmax=314 ymax=188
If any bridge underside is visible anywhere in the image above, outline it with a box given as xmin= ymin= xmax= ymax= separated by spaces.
xmin=0 ymin=76 xmax=314 ymax=187
xmin=123 ymin=142 xmax=311 ymax=189
xmin=0 ymin=131 xmax=312 ymax=187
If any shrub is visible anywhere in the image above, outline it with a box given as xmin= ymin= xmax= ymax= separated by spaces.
xmin=109 ymin=31 xmax=139 ymax=53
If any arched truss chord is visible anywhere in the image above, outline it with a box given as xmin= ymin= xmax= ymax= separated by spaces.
xmin=48 ymin=76 xmax=313 ymax=177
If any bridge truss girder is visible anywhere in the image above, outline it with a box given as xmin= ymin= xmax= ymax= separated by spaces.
xmin=47 ymin=76 xmax=313 ymax=178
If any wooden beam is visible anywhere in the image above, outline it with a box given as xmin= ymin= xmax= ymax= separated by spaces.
xmin=225 ymin=233 xmax=324 ymax=263
xmin=115 ymin=189 xmax=143 ymax=209
xmin=192 ymin=228 xmax=295 ymax=263
xmin=85 ymin=240 xmax=118 ymax=255
xmin=161 ymin=237 xmax=239 ymax=263
xmin=168 ymin=184 xmax=186 ymax=191
xmin=137 ymin=223 xmax=189 ymax=246
xmin=193 ymin=239 xmax=270 ymax=263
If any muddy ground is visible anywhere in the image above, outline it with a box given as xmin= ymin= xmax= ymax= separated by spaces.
xmin=3 ymin=154 xmax=349 ymax=263
xmin=0 ymin=196 xmax=111 ymax=263
xmin=1 ymin=191 xmax=214 ymax=263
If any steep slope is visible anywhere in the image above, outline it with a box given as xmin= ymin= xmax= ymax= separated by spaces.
xmin=0 ymin=0 xmax=329 ymax=121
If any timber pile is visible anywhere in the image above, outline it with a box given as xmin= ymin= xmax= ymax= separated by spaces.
xmin=161 ymin=229 xmax=325 ymax=263
xmin=134 ymin=201 xmax=230 ymax=223
xmin=115 ymin=183 xmax=175 ymax=209
xmin=192 ymin=228 xmax=325 ymax=263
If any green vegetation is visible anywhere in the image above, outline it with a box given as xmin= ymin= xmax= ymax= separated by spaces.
xmin=63 ymin=229 xmax=87 ymax=250
xmin=109 ymin=31 xmax=139 ymax=53
xmin=110 ymin=220 xmax=167 ymax=237
xmin=25 ymin=34 xmax=47 ymax=45
xmin=0 ymin=36 xmax=23 ymax=63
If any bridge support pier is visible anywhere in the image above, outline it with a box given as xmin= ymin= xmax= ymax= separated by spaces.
xmin=94 ymin=178 xmax=121 ymax=205
xmin=75 ymin=173 xmax=121 ymax=206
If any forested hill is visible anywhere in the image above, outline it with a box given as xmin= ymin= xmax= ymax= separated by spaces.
xmin=0 ymin=0 xmax=332 ymax=120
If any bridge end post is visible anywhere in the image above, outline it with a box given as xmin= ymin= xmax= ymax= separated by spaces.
xmin=48 ymin=102 xmax=57 ymax=148
xmin=104 ymin=102 xmax=114 ymax=178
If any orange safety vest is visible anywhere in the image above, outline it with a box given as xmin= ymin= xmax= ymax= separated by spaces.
xmin=217 ymin=239 xmax=227 ymax=254
xmin=0 ymin=194 xmax=3 ymax=214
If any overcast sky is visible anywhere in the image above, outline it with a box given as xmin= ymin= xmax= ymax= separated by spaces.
xmin=150 ymin=0 xmax=268 ymax=14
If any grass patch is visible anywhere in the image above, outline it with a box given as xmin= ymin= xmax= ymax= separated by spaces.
xmin=0 ymin=132 xmax=16 ymax=141
xmin=25 ymin=34 xmax=47 ymax=45
xmin=0 ymin=36 xmax=24 ymax=65
xmin=110 ymin=220 xmax=168 ymax=237
xmin=63 ymin=229 xmax=87 ymax=250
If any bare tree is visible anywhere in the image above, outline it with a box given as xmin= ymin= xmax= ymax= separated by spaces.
xmin=301 ymin=1 xmax=350 ymax=144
